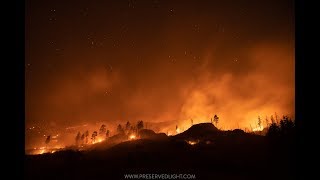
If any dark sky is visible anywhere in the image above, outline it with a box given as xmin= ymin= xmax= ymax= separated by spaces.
xmin=25 ymin=0 xmax=294 ymax=130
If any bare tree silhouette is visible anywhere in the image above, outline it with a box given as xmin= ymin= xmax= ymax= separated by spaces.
xmin=270 ymin=115 xmax=275 ymax=124
xmin=257 ymin=116 xmax=262 ymax=129
xmin=265 ymin=116 xmax=269 ymax=128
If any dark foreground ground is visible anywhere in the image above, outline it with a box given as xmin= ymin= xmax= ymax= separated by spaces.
xmin=25 ymin=124 xmax=296 ymax=180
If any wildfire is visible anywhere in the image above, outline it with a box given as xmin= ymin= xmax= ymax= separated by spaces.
xmin=252 ymin=125 xmax=264 ymax=132
xmin=27 ymin=145 xmax=63 ymax=155
xmin=32 ymin=147 xmax=47 ymax=155
xmin=92 ymin=138 xmax=104 ymax=144
xmin=129 ymin=134 xmax=136 ymax=140
xmin=176 ymin=128 xmax=180 ymax=134
xmin=186 ymin=140 xmax=199 ymax=146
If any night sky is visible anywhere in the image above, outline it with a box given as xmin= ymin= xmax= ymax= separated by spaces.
xmin=26 ymin=0 xmax=294 ymax=132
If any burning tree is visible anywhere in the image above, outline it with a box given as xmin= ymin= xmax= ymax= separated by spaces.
xmin=81 ymin=133 xmax=85 ymax=144
xmin=125 ymin=121 xmax=131 ymax=134
xmin=257 ymin=116 xmax=262 ymax=129
xmin=45 ymin=135 xmax=51 ymax=148
xmin=270 ymin=115 xmax=275 ymax=124
xmin=265 ymin=116 xmax=269 ymax=128
xmin=91 ymin=131 xmax=98 ymax=143
xmin=137 ymin=121 xmax=144 ymax=131
xmin=99 ymin=124 xmax=106 ymax=135
xmin=85 ymin=130 xmax=89 ymax=144
xmin=117 ymin=124 xmax=124 ymax=134
xmin=75 ymin=132 xmax=81 ymax=146
xmin=106 ymin=130 xmax=110 ymax=138
xmin=130 ymin=126 xmax=136 ymax=135
xmin=213 ymin=114 xmax=219 ymax=127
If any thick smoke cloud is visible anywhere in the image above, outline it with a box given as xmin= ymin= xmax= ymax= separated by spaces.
xmin=26 ymin=0 xmax=294 ymax=148
xmin=178 ymin=41 xmax=294 ymax=130
xmin=28 ymin=41 xmax=293 ymax=129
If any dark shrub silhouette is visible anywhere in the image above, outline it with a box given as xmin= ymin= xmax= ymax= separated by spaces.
xmin=266 ymin=123 xmax=280 ymax=138
xmin=279 ymin=116 xmax=295 ymax=136
xmin=267 ymin=115 xmax=295 ymax=139
xmin=265 ymin=116 xmax=269 ymax=128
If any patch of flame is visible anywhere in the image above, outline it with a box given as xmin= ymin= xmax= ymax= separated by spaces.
xmin=253 ymin=125 xmax=264 ymax=132
xmin=187 ymin=140 xmax=198 ymax=145
xmin=176 ymin=128 xmax=180 ymax=134
xmin=129 ymin=134 xmax=136 ymax=140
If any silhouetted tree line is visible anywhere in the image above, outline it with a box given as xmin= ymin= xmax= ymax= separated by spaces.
xmin=266 ymin=115 xmax=295 ymax=139
xmin=73 ymin=121 xmax=145 ymax=145
xmin=117 ymin=120 xmax=144 ymax=136
xmin=73 ymin=124 xmax=112 ymax=145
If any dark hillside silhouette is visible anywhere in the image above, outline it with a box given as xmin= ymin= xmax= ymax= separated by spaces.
xmin=26 ymin=122 xmax=295 ymax=180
